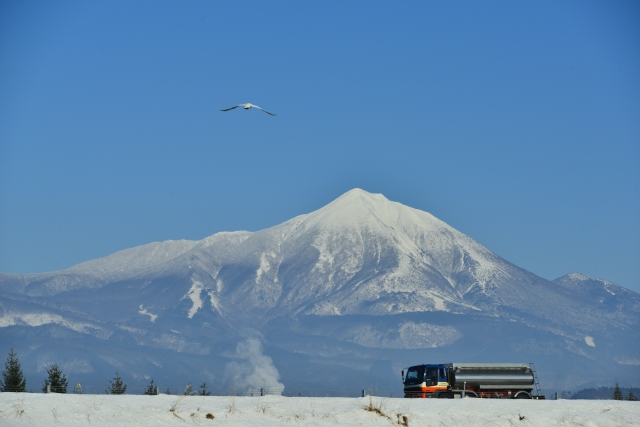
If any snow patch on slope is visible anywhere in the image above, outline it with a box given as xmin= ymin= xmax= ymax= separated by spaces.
xmin=38 ymin=358 xmax=94 ymax=374
xmin=183 ymin=278 xmax=204 ymax=319
xmin=256 ymin=253 xmax=280 ymax=284
xmin=615 ymin=357 xmax=640 ymax=366
xmin=138 ymin=305 xmax=158 ymax=322
xmin=339 ymin=321 xmax=462 ymax=349
xmin=0 ymin=312 xmax=109 ymax=338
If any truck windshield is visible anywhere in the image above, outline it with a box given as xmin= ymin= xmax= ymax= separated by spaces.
xmin=404 ymin=366 xmax=424 ymax=385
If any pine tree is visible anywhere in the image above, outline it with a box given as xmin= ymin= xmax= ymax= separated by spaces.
xmin=183 ymin=382 xmax=195 ymax=396
xmin=198 ymin=382 xmax=211 ymax=396
xmin=613 ymin=381 xmax=623 ymax=400
xmin=106 ymin=370 xmax=127 ymax=395
xmin=42 ymin=362 xmax=68 ymax=393
xmin=1 ymin=347 xmax=26 ymax=392
xmin=627 ymin=390 xmax=638 ymax=401
xmin=144 ymin=378 xmax=156 ymax=395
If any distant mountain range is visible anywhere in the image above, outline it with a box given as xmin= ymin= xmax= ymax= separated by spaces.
xmin=568 ymin=386 xmax=640 ymax=400
xmin=1 ymin=189 xmax=638 ymax=394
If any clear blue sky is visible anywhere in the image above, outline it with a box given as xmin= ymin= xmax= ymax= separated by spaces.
xmin=1 ymin=1 xmax=639 ymax=292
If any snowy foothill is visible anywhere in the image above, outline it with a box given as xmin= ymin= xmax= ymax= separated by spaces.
xmin=1 ymin=393 xmax=639 ymax=427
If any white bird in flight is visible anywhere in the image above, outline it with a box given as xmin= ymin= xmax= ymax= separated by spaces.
xmin=221 ymin=103 xmax=276 ymax=116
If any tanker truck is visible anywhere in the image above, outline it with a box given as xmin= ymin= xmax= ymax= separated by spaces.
xmin=402 ymin=363 xmax=544 ymax=399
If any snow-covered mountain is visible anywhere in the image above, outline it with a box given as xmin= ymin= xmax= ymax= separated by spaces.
xmin=1 ymin=189 xmax=638 ymax=393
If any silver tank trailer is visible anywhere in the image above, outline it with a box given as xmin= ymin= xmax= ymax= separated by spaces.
xmin=446 ymin=363 xmax=534 ymax=390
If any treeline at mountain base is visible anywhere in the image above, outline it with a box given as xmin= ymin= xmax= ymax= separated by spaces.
xmin=3 ymin=347 xmax=639 ymax=400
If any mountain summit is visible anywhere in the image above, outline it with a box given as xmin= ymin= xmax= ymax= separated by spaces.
xmin=1 ymin=189 xmax=638 ymax=391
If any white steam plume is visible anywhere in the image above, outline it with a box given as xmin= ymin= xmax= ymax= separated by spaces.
xmin=224 ymin=338 xmax=284 ymax=395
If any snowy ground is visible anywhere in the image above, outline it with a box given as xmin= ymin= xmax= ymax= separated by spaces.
xmin=1 ymin=393 xmax=639 ymax=426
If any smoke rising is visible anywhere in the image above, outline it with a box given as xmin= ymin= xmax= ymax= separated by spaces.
xmin=224 ymin=338 xmax=284 ymax=395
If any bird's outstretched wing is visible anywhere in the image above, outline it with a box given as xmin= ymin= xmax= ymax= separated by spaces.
xmin=220 ymin=105 xmax=242 ymax=112
xmin=253 ymin=105 xmax=276 ymax=116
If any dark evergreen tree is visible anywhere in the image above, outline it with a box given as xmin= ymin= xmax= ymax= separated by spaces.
xmin=0 ymin=347 xmax=26 ymax=392
xmin=627 ymin=390 xmax=638 ymax=401
xmin=144 ymin=378 xmax=156 ymax=395
xmin=106 ymin=370 xmax=127 ymax=395
xmin=42 ymin=362 xmax=68 ymax=393
xmin=198 ymin=382 xmax=211 ymax=396
xmin=613 ymin=381 xmax=623 ymax=400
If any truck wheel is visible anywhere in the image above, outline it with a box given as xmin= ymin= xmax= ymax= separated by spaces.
xmin=515 ymin=391 xmax=532 ymax=399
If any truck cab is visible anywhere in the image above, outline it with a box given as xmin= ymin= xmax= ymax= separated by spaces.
xmin=402 ymin=364 xmax=452 ymax=398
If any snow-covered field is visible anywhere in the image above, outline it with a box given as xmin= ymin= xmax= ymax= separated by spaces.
xmin=1 ymin=394 xmax=639 ymax=426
